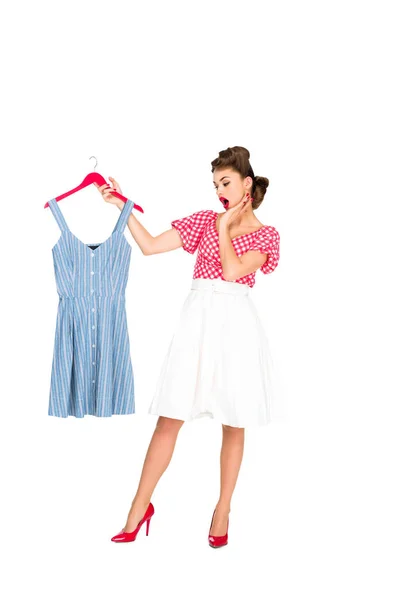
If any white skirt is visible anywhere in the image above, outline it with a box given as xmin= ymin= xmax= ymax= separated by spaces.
xmin=148 ymin=278 xmax=281 ymax=427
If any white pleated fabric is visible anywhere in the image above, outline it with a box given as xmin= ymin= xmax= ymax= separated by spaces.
xmin=148 ymin=278 xmax=281 ymax=427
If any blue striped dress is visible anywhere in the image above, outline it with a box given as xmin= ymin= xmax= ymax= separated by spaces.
xmin=47 ymin=198 xmax=135 ymax=417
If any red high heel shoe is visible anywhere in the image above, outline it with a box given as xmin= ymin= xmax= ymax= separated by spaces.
xmin=111 ymin=502 xmax=155 ymax=543
xmin=208 ymin=508 xmax=229 ymax=548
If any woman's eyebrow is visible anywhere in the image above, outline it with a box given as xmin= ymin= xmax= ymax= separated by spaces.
xmin=213 ymin=176 xmax=230 ymax=185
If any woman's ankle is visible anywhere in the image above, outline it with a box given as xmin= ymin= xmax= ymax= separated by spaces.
xmin=215 ymin=502 xmax=231 ymax=514
xmin=131 ymin=497 xmax=152 ymax=511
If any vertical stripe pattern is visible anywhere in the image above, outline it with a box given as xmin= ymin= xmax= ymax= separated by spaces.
xmin=47 ymin=198 xmax=135 ymax=418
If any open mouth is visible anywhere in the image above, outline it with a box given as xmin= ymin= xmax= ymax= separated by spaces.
xmin=219 ymin=197 xmax=229 ymax=209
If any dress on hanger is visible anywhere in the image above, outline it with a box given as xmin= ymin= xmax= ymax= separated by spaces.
xmin=47 ymin=198 xmax=135 ymax=418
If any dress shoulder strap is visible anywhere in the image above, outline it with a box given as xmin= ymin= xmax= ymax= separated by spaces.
xmin=112 ymin=199 xmax=134 ymax=233
xmin=48 ymin=198 xmax=70 ymax=232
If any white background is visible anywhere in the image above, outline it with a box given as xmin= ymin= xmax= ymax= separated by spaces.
xmin=1 ymin=0 xmax=399 ymax=598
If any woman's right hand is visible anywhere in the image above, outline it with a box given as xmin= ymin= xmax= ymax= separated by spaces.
xmin=93 ymin=176 xmax=124 ymax=208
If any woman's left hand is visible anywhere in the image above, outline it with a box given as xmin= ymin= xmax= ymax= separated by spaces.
xmin=219 ymin=192 xmax=252 ymax=230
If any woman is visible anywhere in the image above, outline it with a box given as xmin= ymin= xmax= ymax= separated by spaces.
xmin=95 ymin=146 xmax=280 ymax=548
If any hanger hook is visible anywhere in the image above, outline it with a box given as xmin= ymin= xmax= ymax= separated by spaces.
xmin=89 ymin=156 xmax=98 ymax=171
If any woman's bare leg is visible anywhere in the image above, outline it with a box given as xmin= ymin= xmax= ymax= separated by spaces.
xmin=209 ymin=424 xmax=245 ymax=536
xmin=123 ymin=416 xmax=184 ymax=532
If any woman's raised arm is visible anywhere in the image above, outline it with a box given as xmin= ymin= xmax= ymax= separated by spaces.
xmin=125 ymin=212 xmax=183 ymax=255
xmin=94 ymin=178 xmax=183 ymax=255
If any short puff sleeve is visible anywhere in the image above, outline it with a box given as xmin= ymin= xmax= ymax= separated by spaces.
xmin=171 ymin=209 xmax=215 ymax=254
xmin=248 ymin=226 xmax=280 ymax=274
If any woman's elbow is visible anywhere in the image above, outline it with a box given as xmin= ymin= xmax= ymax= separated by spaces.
xmin=143 ymin=242 xmax=154 ymax=256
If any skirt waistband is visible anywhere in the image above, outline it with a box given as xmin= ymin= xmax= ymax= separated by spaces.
xmin=190 ymin=278 xmax=250 ymax=296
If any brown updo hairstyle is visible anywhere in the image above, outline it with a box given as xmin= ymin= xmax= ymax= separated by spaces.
xmin=211 ymin=146 xmax=269 ymax=210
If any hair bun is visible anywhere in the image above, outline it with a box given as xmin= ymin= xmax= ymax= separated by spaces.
xmin=254 ymin=175 xmax=269 ymax=191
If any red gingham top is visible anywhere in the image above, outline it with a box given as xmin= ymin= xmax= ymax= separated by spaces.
xmin=171 ymin=209 xmax=280 ymax=288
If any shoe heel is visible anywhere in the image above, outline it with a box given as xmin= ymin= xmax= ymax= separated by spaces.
xmin=146 ymin=517 xmax=151 ymax=536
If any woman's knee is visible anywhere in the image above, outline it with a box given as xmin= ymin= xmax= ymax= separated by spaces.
xmin=155 ymin=415 xmax=184 ymax=433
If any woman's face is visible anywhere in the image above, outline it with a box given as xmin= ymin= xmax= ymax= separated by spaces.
xmin=213 ymin=168 xmax=253 ymax=210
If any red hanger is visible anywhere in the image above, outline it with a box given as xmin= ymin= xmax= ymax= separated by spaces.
xmin=44 ymin=171 xmax=144 ymax=213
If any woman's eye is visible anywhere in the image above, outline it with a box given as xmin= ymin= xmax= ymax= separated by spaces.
xmin=224 ymin=183 xmax=229 ymax=186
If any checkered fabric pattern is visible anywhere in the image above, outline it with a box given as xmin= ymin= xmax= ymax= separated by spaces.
xmin=171 ymin=210 xmax=280 ymax=288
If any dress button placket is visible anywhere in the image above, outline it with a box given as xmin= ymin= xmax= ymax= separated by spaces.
xmin=90 ymin=252 xmax=96 ymax=389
